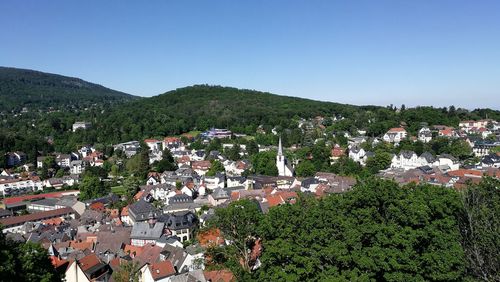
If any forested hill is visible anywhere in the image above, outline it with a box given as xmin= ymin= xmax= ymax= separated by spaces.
xmin=0 ymin=67 xmax=137 ymax=112
xmin=97 ymin=85 xmax=361 ymax=141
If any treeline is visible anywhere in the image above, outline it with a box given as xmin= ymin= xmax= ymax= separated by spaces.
xmin=209 ymin=177 xmax=500 ymax=281
xmin=0 ymin=67 xmax=136 ymax=112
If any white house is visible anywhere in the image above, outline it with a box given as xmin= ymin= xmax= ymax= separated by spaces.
xmin=437 ymin=155 xmax=460 ymax=171
xmin=349 ymin=146 xmax=366 ymax=164
xmin=390 ymin=151 xmax=419 ymax=170
xmin=418 ymin=127 xmax=432 ymax=143
xmin=383 ymin=128 xmax=407 ymax=143
xmin=139 ymin=261 xmax=176 ymax=282
xmin=72 ymin=121 xmax=92 ymax=132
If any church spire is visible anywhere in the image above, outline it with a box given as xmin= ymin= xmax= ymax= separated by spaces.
xmin=278 ymin=136 xmax=283 ymax=156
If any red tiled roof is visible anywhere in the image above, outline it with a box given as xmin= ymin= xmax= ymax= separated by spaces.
xmin=123 ymin=244 xmax=144 ymax=257
xmin=134 ymin=244 xmax=163 ymax=265
xmin=78 ymin=254 xmax=101 ymax=272
xmin=70 ymin=240 xmax=94 ymax=251
xmin=43 ymin=217 xmax=64 ymax=226
xmin=50 ymin=256 xmax=69 ymax=269
xmin=134 ymin=191 xmax=144 ymax=201
xmin=150 ymin=260 xmax=176 ymax=280
xmin=0 ymin=207 xmax=74 ymax=227
xmin=121 ymin=206 xmax=129 ymax=216
xmin=266 ymin=191 xmax=298 ymax=207
xmin=192 ymin=161 xmax=211 ymax=170
xmin=2 ymin=190 xmax=79 ymax=205
xmin=144 ymin=139 xmax=160 ymax=143
xmin=388 ymin=127 xmax=406 ymax=132
xmin=164 ymin=137 xmax=181 ymax=143
xmin=204 ymin=269 xmax=235 ymax=282
xmin=447 ymin=169 xmax=483 ymax=178
xmin=89 ymin=202 xmax=105 ymax=211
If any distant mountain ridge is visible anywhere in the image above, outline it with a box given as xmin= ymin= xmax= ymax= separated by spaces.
xmin=0 ymin=67 xmax=137 ymax=112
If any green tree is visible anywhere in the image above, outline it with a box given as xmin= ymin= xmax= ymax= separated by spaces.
xmin=79 ymin=175 xmax=108 ymax=201
xmin=225 ymin=144 xmax=241 ymax=161
xmin=0 ymin=228 xmax=60 ymax=282
xmin=448 ymin=139 xmax=473 ymax=160
xmin=365 ymin=151 xmax=392 ymax=174
xmin=295 ymin=160 xmax=315 ymax=177
xmin=111 ymin=261 xmax=140 ymax=282
xmin=256 ymin=178 xmax=466 ymax=281
xmin=458 ymin=177 xmax=500 ymax=281
xmin=206 ymin=160 xmax=225 ymax=176
xmin=154 ymin=148 xmax=177 ymax=172
xmin=246 ymin=140 xmax=259 ymax=156
xmin=251 ymin=151 xmax=278 ymax=176
xmin=210 ymin=199 xmax=264 ymax=273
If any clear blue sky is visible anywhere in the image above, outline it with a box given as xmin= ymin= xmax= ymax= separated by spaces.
xmin=1 ymin=0 xmax=499 ymax=109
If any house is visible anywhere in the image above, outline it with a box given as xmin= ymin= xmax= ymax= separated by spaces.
xmin=300 ymin=178 xmax=320 ymax=193
xmin=163 ymin=137 xmax=184 ymax=152
xmin=201 ymin=128 xmax=232 ymax=139
xmin=459 ymin=120 xmax=491 ymax=132
xmin=0 ymin=175 xmax=44 ymax=197
xmin=139 ymin=260 xmax=176 ymax=282
xmin=128 ymin=200 xmax=160 ymax=224
xmin=130 ymin=220 xmax=166 ymax=247
xmin=383 ymin=128 xmax=407 ymax=143
xmin=145 ymin=139 xmax=163 ymax=152
xmin=418 ymin=127 xmax=432 ymax=143
xmin=159 ymin=211 xmax=197 ymax=243
xmin=418 ymin=152 xmax=437 ymax=167
xmin=72 ymin=121 xmax=92 ymax=132
xmin=390 ymin=151 xmax=419 ymax=170
xmin=70 ymin=160 xmax=88 ymax=174
xmin=113 ymin=141 xmax=141 ymax=158
xmin=348 ymin=146 xmax=366 ymax=165
xmin=330 ymin=144 xmax=345 ymax=163
xmin=55 ymin=154 xmax=71 ymax=168
xmin=203 ymin=174 xmax=225 ymax=190
xmin=160 ymin=244 xmax=201 ymax=273
xmin=191 ymin=161 xmax=212 ymax=176
xmin=0 ymin=207 xmax=75 ymax=233
xmin=438 ymin=128 xmax=457 ymax=138
xmin=437 ymin=154 xmax=460 ymax=171
xmin=147 ymin=172 xmax=161 ymax=185
xmin=208 ymin=188 xmax=230 ymax=206
xmin=65 ymin=254 xmax=109 ymax=282
xmin=481 ymin=153 xmax=500 ymax=168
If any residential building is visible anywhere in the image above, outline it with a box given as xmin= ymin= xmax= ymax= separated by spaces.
xmin=72 ymin=121 xmax=92 ymax=132
xmin=383 ymin=128 xmax=407 ymax=143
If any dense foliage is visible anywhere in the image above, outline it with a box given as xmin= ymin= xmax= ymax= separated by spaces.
xmin=210 ymin=178 xmax=500 ymax=281
xmin=0 ymin=228 xmax=61 ymax=281
xmin=0 ymin=67 xmax=136 ymax=112
xmin=458 ymin=177 xmax=500 ymax=281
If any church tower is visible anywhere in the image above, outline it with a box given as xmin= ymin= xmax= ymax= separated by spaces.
xmin=276 ymin=137 xmax=293 ymax=176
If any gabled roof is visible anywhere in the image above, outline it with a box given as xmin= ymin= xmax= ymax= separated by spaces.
xmin=130 ymin=222 xmax=165 ymax=240
xmin=150 ymin=260 xmax=176 ymax=280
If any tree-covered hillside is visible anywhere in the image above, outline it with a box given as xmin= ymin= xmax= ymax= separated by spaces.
xmin=0 ymin=67 xmax=137 ymax=112
xmin=96 ymin=85 xmax=360 ymax=141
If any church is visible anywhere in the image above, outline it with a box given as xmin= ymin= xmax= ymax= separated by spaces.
xmin=276 ymin=137 xmax=294 ymax=177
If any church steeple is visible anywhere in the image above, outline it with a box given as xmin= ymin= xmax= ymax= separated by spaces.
xmin=278 ymin=136 xmax=283 ymax=157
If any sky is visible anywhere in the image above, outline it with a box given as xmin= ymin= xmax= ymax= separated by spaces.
xmin=1 ymin=0 xmax=499 ymax=109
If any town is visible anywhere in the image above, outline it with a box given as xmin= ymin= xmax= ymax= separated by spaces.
xmin=1 ymin=114 xmax=499 ymax=281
